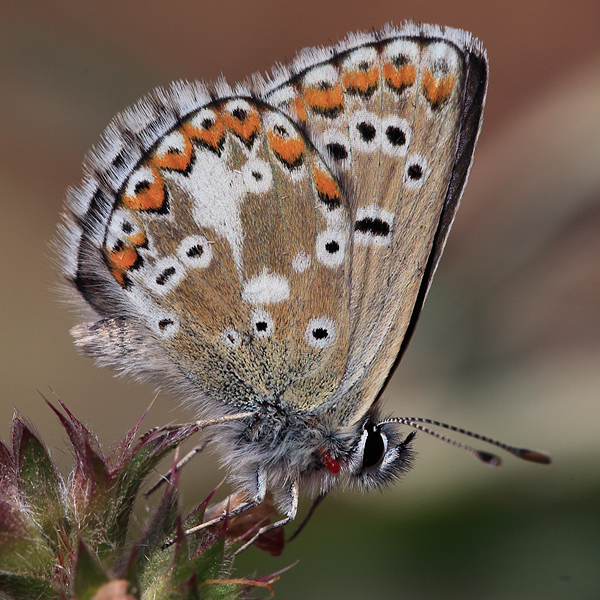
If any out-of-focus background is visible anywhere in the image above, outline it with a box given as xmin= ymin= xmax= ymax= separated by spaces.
xmin=1 ymin=1 xmax=599 ymax=598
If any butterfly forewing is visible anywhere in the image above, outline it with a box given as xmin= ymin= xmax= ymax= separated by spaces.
xmin=266 ymin=29 xmax=486 ymax=424
xmin=339 ymin=39 xmax=480 ymax=424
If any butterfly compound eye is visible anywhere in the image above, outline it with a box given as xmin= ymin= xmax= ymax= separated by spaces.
xmin=361 ymin=425 xmax=387 ymax=470
xmin=350 ymin=421 xmax=414 ymax=489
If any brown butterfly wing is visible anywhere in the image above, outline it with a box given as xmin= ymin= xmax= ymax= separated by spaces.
xmin=265 ymin=25 xmax=487 ymax=425
xmin=67 ymin=98 xmax=353 ymax=411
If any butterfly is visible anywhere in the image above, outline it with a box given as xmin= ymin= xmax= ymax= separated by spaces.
xmin=58 ymin=22 xmax=549 ymax=551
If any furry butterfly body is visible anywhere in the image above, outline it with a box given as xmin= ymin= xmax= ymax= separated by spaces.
xmin=59 ymin=23 xmax=489 ymax=538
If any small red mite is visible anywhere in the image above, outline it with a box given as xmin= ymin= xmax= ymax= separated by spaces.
xmin=320 ymin=449 xmax=341 ymax=474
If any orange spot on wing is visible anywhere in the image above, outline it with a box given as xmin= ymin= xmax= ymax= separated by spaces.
xmin=152 ymin=130 xmax=193 ymax=171
xmin=303 ymin=84 xmax=344 ymax=116
xmin=122 ymin=168 xmax=165 ymax=211
xmin=312 ymin=166 xmax=341 ymax=209
xmin=422 ymin=70 xmax=455 ymax=108
xmin=106 ymin=243 xmax=141 ymax=286
xmin=109 ymin=266 xmax=126 ymax=286
xmin=107 ymin=245 xmax=138 ymax=270
xmin=383 ymin=62 xmax=416 ymax=93
xmin=127 ymin=231 xmax=147 ymax=247
xmin=342 ymin=66 xmax=379 ymax=95
xmin=222 ymin=108 xmax=261 ymax=144
xmin=267 ymin=130 xmax=305 ymax=168
xmin=184 ymin=111 xmax=226 ymax=152
xmin=291 ymin=95 xmax=307 ymax=122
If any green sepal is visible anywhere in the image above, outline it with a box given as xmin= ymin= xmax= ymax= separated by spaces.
xmin=13 ymin=418 xmax=66 ymax=548
xmin=0 ymin=572 xmax=56 ymax=600
xmin=190 ymin=532 xmax=228 ymax=584
xmin=106 ymin=424 xmax=198 ymax=555
xmin=170 ymin=521 xmax=194 ymax=587
xmin=118 ymin=547 xmax=142 ymax=600
xmin=0 ymin=403 xmax=276 ymax=599
xmin=73 ymin=539 xmax=110 ymax=600
xmin=199 ymin=581 xmax=244 ymax=600
xmin=174 ymin=574 xmax=201 ymax=600
xmin=137 ymin=477 xmax=181 ymax=562
xmin=46 ymin=401 xmax=112 ymax=522
xmin=0 ymin=499 xmax=54 ymax=571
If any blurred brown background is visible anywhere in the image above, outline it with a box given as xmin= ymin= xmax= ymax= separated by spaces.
xmin=1 ymin=1 xmax=599 ymax=598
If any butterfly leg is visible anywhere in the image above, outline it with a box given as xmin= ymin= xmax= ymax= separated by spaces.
xmin=234 ymin=477 xmax=299 ymax=555
xmin=148 ymin=413 xmax=253 ymax=497
xmin=184 ymin=466 xmax=268 ymax=536
xmin=287 ymin=491 xmax=327 ymax=542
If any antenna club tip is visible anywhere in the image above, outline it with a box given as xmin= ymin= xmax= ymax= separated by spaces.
xmin=518 ymin=449 xmax=552 ymax=465
xmin=477 ymin=451 xmax=502 ymax=467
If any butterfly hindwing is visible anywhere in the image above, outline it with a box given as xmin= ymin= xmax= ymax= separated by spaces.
xmin=67 ymin=98 xmax=353 ymax=410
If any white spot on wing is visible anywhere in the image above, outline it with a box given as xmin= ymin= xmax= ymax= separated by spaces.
xmin=305 ymin=317 xmax=336 ymax=349
xmin=292 ymin=251 xmax=311 ymax=273
xmin=316 ymin=230 xmax=346 ymax=267
xmin=403 ymin=154 xmax=429 ymax=189
xmin=178 ymin=235 xmax=212 ymax=269
xmin=146 ymin=257 xmax=185 ymax=295
xmin=126 ymin=287 xmax=180 ymax=338
xmin=319 ymin=128 xmax=351 ymax=172
xmin=354 ymin=205 xmax=394 ymax=246
xmin=124 ymin=166 xmax=155 ymax=198
xmin=151 ymin=311 xmax=180 ymax=338
xmin=156 ymin=130 xmax=187 ymax=157
xmin=242 ymin=159 xmax=273 ymax=194
xmin=221 ymin=328 xmax=241 ymax=348
xmin=382 ymin=39 xmax=420 ymax=66
xmin=251 ymin=309 xmax=273 ymax=338
xmin=175 ymin=149 xmax=246 ymax=274
xmin=381 ymin=116 xmax=411 ymax=157
xmin=105 ymin=209 xmax=143 ymax=251
xmin=303 ymin=64 xmax=339 ymax=87
xmin=342 ymin=46 xmax=378 ymax=70
xmin=224 ymin=98 xmax=254 ymax=117
xmin=267 ymin=85 xmax=296 ymax=107
xmin=349 ymin=110 xmax=381 ymax=152
xmin=242 ymin=270 xmax=290 ymax=305
xmin=423 ymin=42 xmax=461 ymax=76
xmin=189 ymin=108 xmax=218 ymax=130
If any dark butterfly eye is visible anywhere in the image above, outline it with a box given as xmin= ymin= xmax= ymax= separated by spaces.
xmin=362 ymin=425 xmax=387 ymax=470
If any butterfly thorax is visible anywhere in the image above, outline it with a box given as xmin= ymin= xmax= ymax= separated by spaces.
xmin=211 ymin=399 xmax=413 ymax=503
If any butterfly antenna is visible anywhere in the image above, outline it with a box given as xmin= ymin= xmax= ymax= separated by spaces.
xmin=380 ymin=417 xmax=551 ymax=466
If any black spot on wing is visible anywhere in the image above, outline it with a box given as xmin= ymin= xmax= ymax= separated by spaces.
xmin=355 ymin=217 xmax=390 ymax=237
